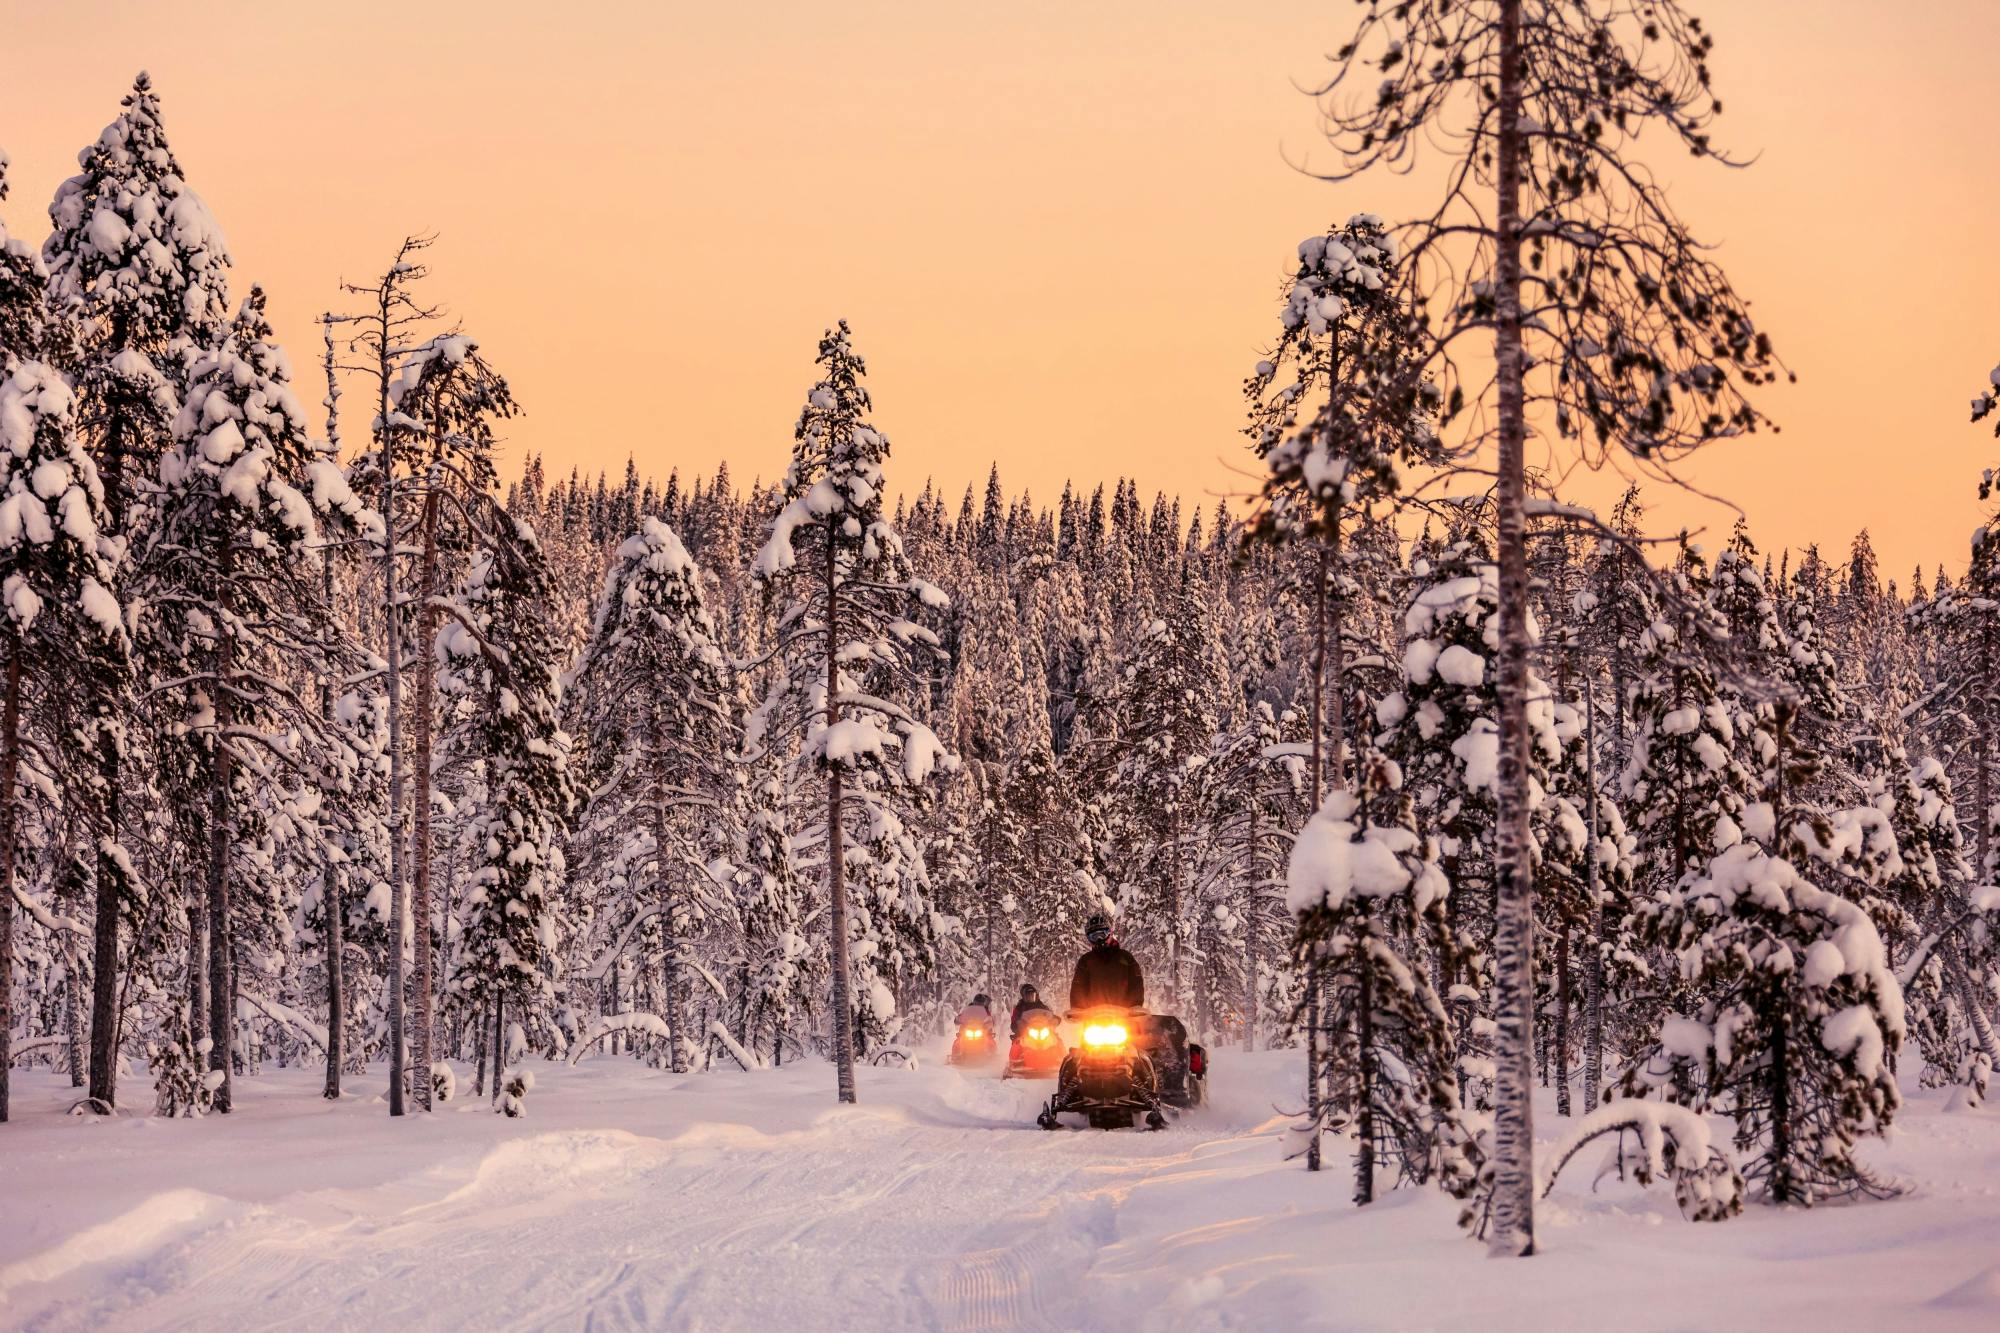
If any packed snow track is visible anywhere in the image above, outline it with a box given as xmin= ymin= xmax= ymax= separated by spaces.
xmin=5 ymin=1051 xmax=2000 ymax=1330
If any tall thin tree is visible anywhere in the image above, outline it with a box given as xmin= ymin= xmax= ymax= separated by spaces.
xmin=1307 ymin=1 xmax=1782 ymax=1252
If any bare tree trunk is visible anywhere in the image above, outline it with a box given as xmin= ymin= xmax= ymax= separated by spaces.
xmin=0 ymin=647 xmax=18 ymax=1121
xmin=1168 ymin=796 xmax=1183 ymax=1006
xmin=660 ymin=716 xmax=692 ymax=1072
xmin=489 ymin=991 xmax=506 ymax=1105
xmin=1485 ymin=0 xmax=1538 ymax=1258
xmin=1950 ymin=948 xmax=2000 ymax=1067
xmin=1244 ymin=800 xmax=1260 ymax=1053
xmin=87 ymin=733 xmax=123 ymax=1111
xmin=321 ymin=861 xmax=345 ymax=1100
xmin=651 ymin=707 xmax=687 ymax=1073
xmin=1329 ymin=517 xmax=1347 ymax=789
xmin=1980 ymin=619 xmax=1993 ymax=885
xmin=1770 ymin=1014 xmax=1792 ymax=1202
xmin=473 ymin=993 xmax=491 ymax=1098
xmin=1582 ymin=671 xmax=1605 ymax=1110
xmin=64 ymin=939 xmax=85 ymax=1089
xmin=408 ymin=487 xmax=442 ymax=1111
xmin=185 ymin=886 xmax=205 ymax=1039
xmin=1304 ymin=546 xmax=1328 ymax=1172
xmin=1554 ymin=928 xmax=1572 ymax=1116
xmin=826 ymin=538 xmax=858 ymax=1105
xmin=1354 ymin=913 xmax=1375 ymax=1205
xmin=319 ymin=314 xmax=346 ymax=1102
xmin=206 ymin=569 xmax=237 ymax=1114
xmin=82 ymin=402 xmax=148 ymax=1114
xmin=378 ymin=286 xmax=409 ymax=1119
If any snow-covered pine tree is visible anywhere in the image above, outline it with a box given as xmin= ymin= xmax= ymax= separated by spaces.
xmin=1287 ymin=759 xmax=1479 ymax=1207
xmin=442 ymin=526 xmax=576 ymax=1073
xmin=1311 ymin=0 xmax=1783 ymax=1253
xmin=384 ymin=331 xmax=516 ymax=1109
xmin=573 ymin=518 xmax=734 ymax=1072
xmin=1879 ymin=753 xmax=2000 ymax=1104
xmin=749 ymin=322 xmax=951 ymax=1103
xmin=1632 ymin=839 xmax=1904 ymax=1204
xmin=1375 ymin=531 xmax=1593 ymax=1127
xmin=148 ymin=286 xmax=357 ymax=1112
xmin=1196 ymin=703 xmax=1304 ymax=1050
xmin=730 ymin=768 xmax=817 ymax=1064
xmin=995 ymin=743 xmax=1095 ymax=993
xmin=1245 ymin=214 xmax=1433 ymax=807
xmin=1243 ymin=214 xmax=1433 ymax=1170
xmin=0 ymin=150 xmax=45 ymax=365
xmin=43 ymin=72 xmax=232 ymax=1112
xmin=1108 ymin=567 xmax=1224 ymax=1009
xmin=0 ymin=357 xmax=125 ymax=1122
xmin=1623 ymin=545 xmax=1754 ymax=897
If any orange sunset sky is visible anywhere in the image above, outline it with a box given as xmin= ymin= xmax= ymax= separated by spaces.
xmin=3 ymin=0 xmax=1996 ymax=582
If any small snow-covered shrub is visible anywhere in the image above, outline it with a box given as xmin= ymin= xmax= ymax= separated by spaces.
xmin=497 ymin=1066 xmax=535 ymax=1118
xmin=432 ymin=1062 xmax=456 ymax=1103
xmin=149 ymin=1000 xmax=214 ymax=1119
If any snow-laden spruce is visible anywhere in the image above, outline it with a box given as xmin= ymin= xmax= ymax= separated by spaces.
xmin=0 ymin=354 xmax=125 ymax=1122
xmin=440 ymin=526 xmax=577 ymax=1104
xmin=1629 ymin=839 xmax=1906 ymax=1204
xmin=146 ymin=285 xmax=355 ymax=1112
xmin=39 ymin=71 xmax=233 ymax=1116
xmin=1288 ymin=779 xmax=1481 ymax=1208
xmin=747 ymin=321 xmax=954 ymax=1103
xmin=571 ymin=517 xmax=735 ymax=1072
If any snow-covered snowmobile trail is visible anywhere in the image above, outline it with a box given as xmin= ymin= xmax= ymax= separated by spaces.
xmin=6 ymin=1050 xmax=2000 ymax=1331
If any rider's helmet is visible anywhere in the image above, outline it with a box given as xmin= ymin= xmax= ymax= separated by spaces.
xmin=1085 ymin=913 xmax=1112 ymax=946
xmin=1019 ymin=983 xmax=1038 ymax=1000
xmin=972 ymin=992 xmax=992 ymax=1009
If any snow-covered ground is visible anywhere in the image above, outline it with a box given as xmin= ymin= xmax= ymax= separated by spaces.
xmin=4 ymin=1047 xmax=2000 ymax=1331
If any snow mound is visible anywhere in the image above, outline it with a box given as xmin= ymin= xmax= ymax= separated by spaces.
xmin=0 ymin=1188 xmax=232 ymax=1300
xmin=436 ymin=1129 xmax=669 ymax=1205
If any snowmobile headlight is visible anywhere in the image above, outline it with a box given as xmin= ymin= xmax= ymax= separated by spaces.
xmin=964 ymin=1027 xmax=983 ymax=1038
xmin=1029 ymin=1026 xmax=1050 ymax=1040
xmin=1082 ymin=1023 xmax=1128 ymax=1050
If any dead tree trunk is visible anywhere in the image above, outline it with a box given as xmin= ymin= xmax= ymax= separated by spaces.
xmin=376 ymin=282 xmax=410 ymax=1120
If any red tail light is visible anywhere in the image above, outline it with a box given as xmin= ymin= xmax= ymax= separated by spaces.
xmin=1189 ymin=1048 xmax=1206 ymax=1076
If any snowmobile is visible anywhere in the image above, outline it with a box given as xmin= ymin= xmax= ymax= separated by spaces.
xmin=1036 ymin=1006 xmax=1207 ymax=1130
xmin=948 ymin=1017 xmax=1000 ymax=1067
xmin=1002 ymin=1005 xmax=1065 ymax=1079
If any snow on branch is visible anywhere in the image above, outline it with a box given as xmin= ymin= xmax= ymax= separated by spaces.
xmin=236 ymin=991 xmax=329 ymax=1053
xmin=709 ymin=1021 xmax=764 ymax=1072
xmin=568 ymin=1011 xmax=671 ymax=1064
xmin=1538 ymin=1099 xmax=1744 ymax=1222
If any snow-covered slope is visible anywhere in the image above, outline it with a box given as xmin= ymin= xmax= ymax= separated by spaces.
xmin=3 ymin=1051 xmax=1998 ymax=1331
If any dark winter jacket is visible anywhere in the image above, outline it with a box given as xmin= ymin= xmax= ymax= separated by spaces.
xmin=1010 ymin=1000 xmax=1055 ymax=1037
xmin=1068 ymin=943 xmax=1145 ymax=1011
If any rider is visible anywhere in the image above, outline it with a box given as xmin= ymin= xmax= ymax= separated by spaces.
xmin=955 ymin=992 xmax=994 ymax=1033
xmin=1009 ymin=984 xmax=1048 ymax=1039
xmin=1067 ymin=914 xmax=1144 ymax=1011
